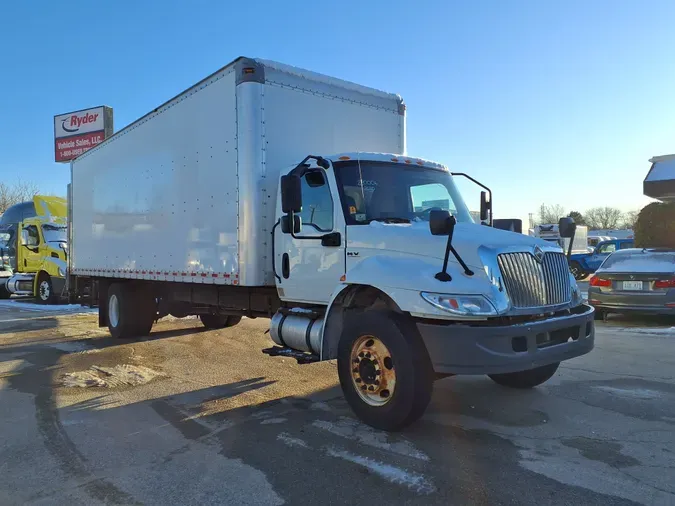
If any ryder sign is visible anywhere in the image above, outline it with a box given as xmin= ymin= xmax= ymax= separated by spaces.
xmin=54 ymin=106 xmax=113 ymax=162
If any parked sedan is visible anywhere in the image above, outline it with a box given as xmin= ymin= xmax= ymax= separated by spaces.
xmin=588 ymin=248 xmax=675 ymax=319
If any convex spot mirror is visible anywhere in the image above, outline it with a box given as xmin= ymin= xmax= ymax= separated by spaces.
xmin=305 ymin=170 xmax=326 ymax=188
xmin=429 ymin=209 xmax=457 ymax=236
xmin=558 ymin=217 xmax=576 ymax=238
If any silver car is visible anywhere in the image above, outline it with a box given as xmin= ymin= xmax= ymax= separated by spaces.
xmin=588 ymin=248 xmax=675 ymax=318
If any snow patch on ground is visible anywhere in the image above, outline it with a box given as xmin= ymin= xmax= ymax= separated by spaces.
xmin=61 ymin=364 xmax=165 ymax=388
xmin=47 ymin=341 xmax=97 ymax=353
xmin=277 ymin=432 xmax=309 ymax=448
xmin=313 ymin=417 xmax=430 ymax=461
xmin=0 ymin=299 xmax=96 ymax=313
xmin=617 ymin=327 xmax=675 ymax=336
xmin=325 ymin=447 xmax=435 ymax=495
xmin=592 ymin=386 xmax=662 ymax=400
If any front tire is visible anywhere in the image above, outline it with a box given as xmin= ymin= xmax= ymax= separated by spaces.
xmin=488 ymin=362 xmax=560 ymax=389
xmin=337 ymin=311 xmax=434 ymax=431
xmin=36 ymin=273 xmax=55 ymax=304
xmin=569 ymin=261 xmax=586 ymax=281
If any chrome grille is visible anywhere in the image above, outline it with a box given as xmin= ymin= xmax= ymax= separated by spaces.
xmin=497 ymin=252 xmax=571 ymax=308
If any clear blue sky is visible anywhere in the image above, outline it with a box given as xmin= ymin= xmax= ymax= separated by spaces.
xmin=1 ymin=0 xmax=672 ymax=223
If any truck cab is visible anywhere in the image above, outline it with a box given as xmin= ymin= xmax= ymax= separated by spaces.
xmin=0 ymin=196 xmax=68 ymax=303
xmin=271 ymin=153 xmax=594 ymax=429
xmin=568 ymin=238 xmax=635 ymax=280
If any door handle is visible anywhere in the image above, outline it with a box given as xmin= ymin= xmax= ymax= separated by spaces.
xmin=282 ymin=253 xmax=290 ymax=279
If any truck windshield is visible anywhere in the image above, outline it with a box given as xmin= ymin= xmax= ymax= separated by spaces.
xmin=42 ymin=224 xmax=67 ymax=243
xmin=333 ymin=161 xmax=474 ymax=225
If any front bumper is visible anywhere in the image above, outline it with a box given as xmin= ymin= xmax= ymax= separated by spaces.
xmin=416 ymin=304 xmax=595 ymax=375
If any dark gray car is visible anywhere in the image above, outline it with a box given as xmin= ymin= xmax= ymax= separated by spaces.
xmin=588 ymin=248 xmax=675 ymax=318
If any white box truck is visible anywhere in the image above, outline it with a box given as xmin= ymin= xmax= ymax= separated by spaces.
xmin=69 ymin=57 xmax=595 ymax=430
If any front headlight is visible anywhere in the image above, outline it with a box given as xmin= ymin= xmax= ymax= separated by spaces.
xmin=421 ymin=292 xmax=498 ymax=316
xmin=58 ymin=267 xmax=65 ymax=277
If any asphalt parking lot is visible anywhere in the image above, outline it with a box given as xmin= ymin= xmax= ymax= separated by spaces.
xmin=0 ymin=301 xmax=673 ymax=505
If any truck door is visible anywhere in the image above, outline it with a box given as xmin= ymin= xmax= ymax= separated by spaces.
xmin=276 ymin=169 xmax=345 ymax=304
xmin=588 ymin=241 xmax=616 ymax=270
xmin=19 ymin=224 xmax=42 ymax=272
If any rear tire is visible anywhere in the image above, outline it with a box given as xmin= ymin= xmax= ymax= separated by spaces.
xmin=107 ymin=283 xmax=155 ymax=339
xmin=200 ymin=314 xmax=240 ymax=329
xmin=36 ymin=273 xmax=55 ymax=304
xmin=569 ymin=261 xmax=585 ymax=281
xmin=594 ymin=309 xmax=606 ymax=321
xmin=107 ymin=283 xmax=135 ymax=339
xmin=488 ymin=362 xmax=560 ymax=389
xmin=133 ymin=289 xmax=156 ymax=337
xmin=337 ymin=310 xmax=434 ymax=431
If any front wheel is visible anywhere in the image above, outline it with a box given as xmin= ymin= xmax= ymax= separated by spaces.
xmin=488 ymin=362 xmax=560 ymax=389
xmin=569 ymin=261 xmax=586 ymax=281
xmin=36 ymin=273 xmax=55 ymax=304
xmin=337 ymin=311 xmax=434 ymax=431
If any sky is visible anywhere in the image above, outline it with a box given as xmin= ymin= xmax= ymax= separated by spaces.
xmin=1 ymin=0 xmax=673 ymax=225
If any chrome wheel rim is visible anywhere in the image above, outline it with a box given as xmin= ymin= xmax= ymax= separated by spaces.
xmin=39 ymin=281 xmax=50 ymax=300
xmin=350 ymin=335 xmax=395 ymax=406
xmin=109 ymin=294 xmax=120 ymax=328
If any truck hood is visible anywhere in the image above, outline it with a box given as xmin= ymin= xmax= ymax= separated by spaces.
xmin=347 ymin=221 xmax=555 ymax=269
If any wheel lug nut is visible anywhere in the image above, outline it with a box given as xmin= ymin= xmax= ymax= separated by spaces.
xmin=355 ymin=378 xmax=362 ymax=383
xmin=375 ymin=370 xmax=380 ymax=376
xmin=352 ymin=368 xmax=358 ymax=373
xmin=353 ymin=358 xmax=359 ymax=364
xmin=358 ymin=352 xmax=365 ymax=358
xmin=365 ymin=352 xmax=371 ymax=358
xmin=368 ymin=386 xmax=375 ymax=391
xmin=361 ymin=385 xmax=367 ymax=391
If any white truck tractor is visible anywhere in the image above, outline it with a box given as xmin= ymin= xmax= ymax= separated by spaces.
xmin=68 ymin=57 xmax=595 ymax=430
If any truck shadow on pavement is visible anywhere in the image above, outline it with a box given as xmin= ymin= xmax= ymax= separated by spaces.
xmin=0 ymin=323 xmax=666 ymax=505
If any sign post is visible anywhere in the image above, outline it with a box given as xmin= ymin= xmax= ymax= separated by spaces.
xmin=54 ymin=106 xmax=113 ymax=162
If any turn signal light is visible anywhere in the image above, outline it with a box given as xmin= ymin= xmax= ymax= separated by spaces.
xmin=590 ymin=276 xmax=611 ymax=288
xmin=654 ymin=278 xmax=675 ymax=289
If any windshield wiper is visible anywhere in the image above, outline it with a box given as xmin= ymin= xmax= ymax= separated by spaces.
xmin=367 ymin=217 xmax=411 ymax=224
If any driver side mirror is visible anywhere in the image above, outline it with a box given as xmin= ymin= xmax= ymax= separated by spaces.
xmin=558 ymin=217 xmax=576 ymax=238
xmin=281 ymin=175 xmax=302 ymax=213
xmin=480 ymin=191 xmax=491 ymax=223
xmin=429 ymin=209 xmax=456 ymax=236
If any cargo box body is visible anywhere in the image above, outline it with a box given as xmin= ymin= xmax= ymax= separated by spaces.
xmin=70 ymin=57 xmax=405 ymax=287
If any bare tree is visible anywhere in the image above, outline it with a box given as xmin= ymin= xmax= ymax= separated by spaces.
xmin=585 ymin=206 xmax=624 ymax=230
xmin=622 ymin=210 xmax=639 ymax=230
xmin=0 ymin=180 xmax=40 ymax=214
xmin=537 ymin=203 xmax=566 ymax=225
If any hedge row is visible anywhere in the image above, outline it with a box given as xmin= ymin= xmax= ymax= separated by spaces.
xmin=633 ymin=201 xmax=675 ymax=249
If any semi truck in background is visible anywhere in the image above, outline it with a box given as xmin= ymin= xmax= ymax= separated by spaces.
xmin=68 ymin=57 xmax=594 ymax=430
xmin=0 ymin=196 xmax=68 ymax=302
